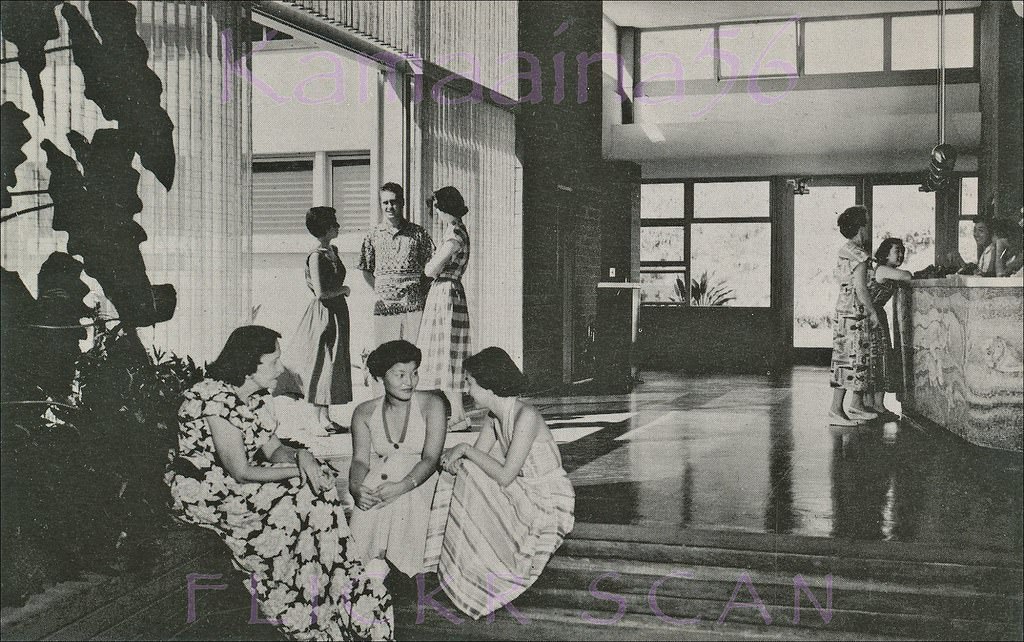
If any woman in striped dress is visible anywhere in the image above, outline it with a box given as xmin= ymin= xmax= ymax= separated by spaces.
xmin=436 ymin=347 xmax=575 ymax=619
xmin=418 ymin=186 xmax=472 ymax=431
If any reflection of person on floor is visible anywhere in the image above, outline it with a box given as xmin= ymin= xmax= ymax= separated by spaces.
xmin=349 ymin=340 xmax=447 ymax=582
xmin=829 ymin=206 xmax=879 ymax=426
xmin=437 ymin=347 xmax=575 ymax=619
xmin=418 ymin=186 xmax=472 ymax=432
xmin=358 ymin=183 xmax=434 ymax=346
xmin=283 ymin=207 xmax=352 ymax=430
xmin=864 ymin=238 xmax=912 ymax=419
xmin=165 ymin=326 xmax=394 ymax=640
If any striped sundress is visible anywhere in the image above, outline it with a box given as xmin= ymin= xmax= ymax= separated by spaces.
xmin=432 ymin=397 xmax=575 ymax=619
xmin=418 ymin=221 xmax=471 ymax=394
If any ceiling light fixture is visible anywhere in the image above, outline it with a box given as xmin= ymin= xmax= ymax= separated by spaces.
xmin=921 ymin=0 xmax=957 ymax=192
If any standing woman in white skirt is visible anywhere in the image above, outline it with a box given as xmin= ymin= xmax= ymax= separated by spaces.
xmin=418 ymin=186 xmax=473 ymax=431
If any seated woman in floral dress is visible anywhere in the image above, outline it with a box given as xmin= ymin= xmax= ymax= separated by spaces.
xmin=435 ymin=347 xmax=575 ymax=619
xmin=165 ymin=325 xmax=393 ymax=641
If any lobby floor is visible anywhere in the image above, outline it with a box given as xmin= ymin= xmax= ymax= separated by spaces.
xmin=4 ymin=366 xmax=1020 ymax=641
xmin=543 ymin=366 xmax=1022 ymax=553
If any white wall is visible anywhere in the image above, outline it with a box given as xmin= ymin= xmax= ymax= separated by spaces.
xmin=252 ymin=45 xmax=377 ymax=155
xmin=607 ymin=82 xmax=980 ymax=178
xmin=251 ymin=45 xmax=380 ymax=376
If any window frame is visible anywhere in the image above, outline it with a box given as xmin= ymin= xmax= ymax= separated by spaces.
xmin=632 ymin=8 xmax=978 ymax=97
xmin=640 ymin=178 xmax=773 ymax=309
xmin=253 ymin=152 xmax=372 ymax=236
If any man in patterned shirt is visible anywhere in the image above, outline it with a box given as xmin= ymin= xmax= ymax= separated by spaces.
xmin=359 ymin=182 xmax=434 ymax=346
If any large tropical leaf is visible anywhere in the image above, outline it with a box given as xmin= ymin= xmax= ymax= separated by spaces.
xmin=43 ymin=130 xmax=174 ymax=326
xmin=1 ymin=102 xmax=32 ymax=209
xmin=0 ymin=1 xmax=62 ymax=118
xmin=62 ymin=2 xmax=175 ymax=189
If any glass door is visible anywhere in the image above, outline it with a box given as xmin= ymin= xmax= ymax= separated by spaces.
xmin=793 ymin=184 xmax=858 ymax=349
xmin=871 ymin=184 xmax=936 ymax=274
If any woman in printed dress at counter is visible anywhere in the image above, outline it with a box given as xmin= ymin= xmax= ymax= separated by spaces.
xmin=828 ymin=206 xmax=880 ymax=426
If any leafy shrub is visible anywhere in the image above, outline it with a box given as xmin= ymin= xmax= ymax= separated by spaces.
xmin=0 ymin=325 xmax=203 ymax=606
xmin=676 ymin=272 xmax=736 ymax=307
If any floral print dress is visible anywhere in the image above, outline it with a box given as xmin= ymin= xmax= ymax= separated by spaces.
xmin=829 ymin=241 xmax=872 ymax=391
xmin=165 ymin=379 xmax=394 ymax=641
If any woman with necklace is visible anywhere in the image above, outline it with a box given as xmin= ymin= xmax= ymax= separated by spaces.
xmin=435 ymin=347 xmax=575 ymax=619
xmin=349 ymin=340 xmax=448 ymax=584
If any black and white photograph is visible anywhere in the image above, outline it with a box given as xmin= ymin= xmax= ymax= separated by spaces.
xmin=1 ymin=0 xmax=1022 ymax=639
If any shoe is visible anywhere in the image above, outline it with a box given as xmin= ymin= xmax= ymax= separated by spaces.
xmin=829 ymin=412 xmax=861 ymax=426
xmin=326 ymin=422 xmax=349 ymax=434
xmin=846 ymin=408 xmax=879 ymax=421
xmin=447 ymin=416 xmax=473 ymax=432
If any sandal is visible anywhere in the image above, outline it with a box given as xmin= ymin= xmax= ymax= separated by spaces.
xmin=829 ymin=412 xmax=861 ymax=426
xmin=447 ymin=416 xmax=473 ymax=432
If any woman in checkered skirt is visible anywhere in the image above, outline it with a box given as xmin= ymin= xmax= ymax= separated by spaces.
xmin=418 ymin=186 xmax=472 ymax=431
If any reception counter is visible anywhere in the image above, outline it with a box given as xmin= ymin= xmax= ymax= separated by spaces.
xmin=897 ymin=275 xmax=1023 ymax=452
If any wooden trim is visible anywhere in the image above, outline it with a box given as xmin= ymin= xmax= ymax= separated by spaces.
xmin=636 ymin=67 xmax=978 ymax=97
xmin=639 ymin=7 xmax=976 ymax=34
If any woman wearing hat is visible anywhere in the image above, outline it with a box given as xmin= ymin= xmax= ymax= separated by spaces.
xmin=418 ymin=186 xmax=473 ymax=431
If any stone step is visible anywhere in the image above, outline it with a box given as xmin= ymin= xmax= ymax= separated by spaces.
xmin=394 ymin=603 xmax=914 ymax=641
xmin=534 ymin=556 xmax=1022 ymax=622
xmin=569 ymin=523 xmax=1022 ymax=568
xmin=559 ymin=538 xmax=1023 ymax=592
xmin=516 ymin=586 xmax=1021 ymax=641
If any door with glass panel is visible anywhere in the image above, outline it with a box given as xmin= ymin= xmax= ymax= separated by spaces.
xmin=870 ymin=183 xmax=936 ymax=275
xmin=792 ymin=184 xmax=858 ymax=350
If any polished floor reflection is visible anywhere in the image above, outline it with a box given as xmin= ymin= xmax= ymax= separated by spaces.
xmin=534 ymin=367 xmax=1022 ymax=552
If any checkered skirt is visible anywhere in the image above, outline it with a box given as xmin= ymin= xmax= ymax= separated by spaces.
xmin=417 ymin=279 xmax=471 ymax=393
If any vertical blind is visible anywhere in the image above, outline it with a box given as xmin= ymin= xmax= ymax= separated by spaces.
xmin=253 ymin=161 xmax=315 ymax=234
xmin=331 ymin=159 xmax=373 ymax=233
xmin=418 ymin=90 xmax=523 ymax=366
xmin=289 ymin=0 xmax=518 ymax=99
xmin=1 ymin=1 xmax=253 ymax=363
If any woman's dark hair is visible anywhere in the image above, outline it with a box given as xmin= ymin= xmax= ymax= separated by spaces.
xmin=367 ymin=340 xmax=422 ymax=379
xmin=306 ymin=206 xmax=338 ymax=238
xmin=428 ymin=186 xmax=468 ymax=219
xmin=837 ymin=206 xmax=868 ymax=239
xmin=874 ymin=237 xmax=905 ymax=263
xmin=380 ymin=182 xmax=405 ymax=204
xmin=207 ymin=325 xmax=282 ymax=386
xmin=463 ymin=347 xmax=527 ymax=397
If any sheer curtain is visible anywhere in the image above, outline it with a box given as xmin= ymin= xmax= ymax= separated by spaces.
xmin=417 ymin=90 xmax=523 ymax=365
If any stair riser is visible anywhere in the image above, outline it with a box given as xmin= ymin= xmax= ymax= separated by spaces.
xmin=531 ymin=569 xmax=1021 ymax=621
xmin=560 ymin=541 xmax=1023 ymax=591
xmin=519 ymin=588 xmax=1021 ymax=641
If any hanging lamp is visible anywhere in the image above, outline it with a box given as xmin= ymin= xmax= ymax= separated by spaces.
xmin=921 ymin=0 xmax=957 ymax=192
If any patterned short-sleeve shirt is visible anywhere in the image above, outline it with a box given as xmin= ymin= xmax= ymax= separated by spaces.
xmin=358 ymin=220 xmax=434 ymax=315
